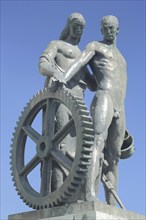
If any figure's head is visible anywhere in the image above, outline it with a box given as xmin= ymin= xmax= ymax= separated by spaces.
xmin=101 ymin=15 xmax=119 ymax=43
xmin=60 ymin=13 xmax=85 ymax=44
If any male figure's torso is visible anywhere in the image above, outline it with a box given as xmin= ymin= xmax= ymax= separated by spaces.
xmin=89 ymin=41 xmax=127 ymax=110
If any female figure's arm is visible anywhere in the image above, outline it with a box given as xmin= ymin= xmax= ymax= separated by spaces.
xmin=39 ymin=41 xmax=58 ymax=78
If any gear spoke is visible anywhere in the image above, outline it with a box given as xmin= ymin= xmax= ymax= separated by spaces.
xmin=40 ymin=158 xmax=52 ymax=196
xmin=50 ymin=149 xmax=72 ymax=171
xmin=42 ymin=99 xmax=56 ymax=136
xmin=19 ymin=154 xmax=40 ymax=176
xmin=22 ymin=126 xmax=41 ymax=143
xmin=51 ymin=118 xmax=74 ymax=144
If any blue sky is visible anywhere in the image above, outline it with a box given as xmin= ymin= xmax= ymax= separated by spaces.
xmin=1 ymin=0 xmax=145 ymax=219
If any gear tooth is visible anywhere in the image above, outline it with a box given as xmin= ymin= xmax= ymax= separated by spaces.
xmin=12 ymin=130 xmax=16 ymax=136
xmin=56 ymin=199 xmax=62 ymax=206
xmin=75 ymin=171 xmax=84 ymax=179
xmin=61 ymin=194 xmax=67 ymax=201
xmin=64 ymin=191 xmax=72 ymax=197
xmin=37 ymin=91 xmax=40 ymax=96
xmin=50 ymin=201 xmax=54 ymax=207
xmin=78 ymin=109 xmax=89 ymax=116
xmin=39 ymin=89 xmax=43 ymax=95
xmin=82 ymin=146 xmax=93 ymax=152
xmin=29 ymin=203 xmax=33 ymax=208
xmin=81 ymin=115 xmax=92 ymax=122
xmin=11 ymin=137 xmax=14 ymax=143
xmin=77 ymin=165 xmax=88 ymax=172
xmin=81 ymin=154 xmax=92 ymax=159
xmin=82 ymin=134 xmax=94 ymax=142
xmin=71 ymin=182 xmax=79 ymax=189
xmin=81 ymin=121 xmax=94 ymax=129
xmin=73 ymin=95 xmax=83 ymax=100
xmin=82 ymin=140 xmax=93 ymax=147
xmin=74 ymin=98 xmax=84 ymax=104
xmin=17 ymin=191 xmax=21 ymax=195
xmin=36 ymin=205 xmax=40 ymax=209
xmin=68 ymin=187 xmax=76 ymax=193
xmin=78 ymin=104 xmax=87 ymax=110
xmin=82 ymin=127 xmax=94 ymax=135
xmin=14 ymin=182 xmax=17 ymax=186
xmin=80 ymin=159 xmax=91 ymax=166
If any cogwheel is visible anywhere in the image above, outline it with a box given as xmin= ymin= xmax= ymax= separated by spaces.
xmin=10 ymin=87 xmax=94 ymax=209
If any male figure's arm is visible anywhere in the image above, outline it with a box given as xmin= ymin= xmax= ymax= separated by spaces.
xmin=64 ymin=45 xmax=95 ymax=83
xmin=64 ymin=41 xmax=104 ymax=84
xmin=83 ymin=67 xmax=97 ymax=91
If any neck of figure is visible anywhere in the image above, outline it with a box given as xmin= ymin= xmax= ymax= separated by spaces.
xmin=65 ymin=35 xmax=80 ymax=46
xmin=103 ymin=38 xmax=117 ymax=48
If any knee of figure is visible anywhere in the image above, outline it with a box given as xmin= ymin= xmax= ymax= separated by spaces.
xmin=94 ymin=135 xmax=105 ymax=152
xmin=114 ymin=148 xmax=121 ymax=161
xmin=109 ymin=156 xmax=119 ymax=167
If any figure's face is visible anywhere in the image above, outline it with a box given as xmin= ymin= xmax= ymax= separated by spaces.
xmin=69 ymin=19 xmax=85 ymax=39
xmin=101 ymin=21 xmax=119 ymax=42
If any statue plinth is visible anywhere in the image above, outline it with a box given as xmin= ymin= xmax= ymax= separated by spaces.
xmin=8 ymin=201 xmax=145 ymax=220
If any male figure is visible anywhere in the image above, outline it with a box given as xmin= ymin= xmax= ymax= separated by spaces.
xmin=65 ymin=15 xmax=127 ymax=206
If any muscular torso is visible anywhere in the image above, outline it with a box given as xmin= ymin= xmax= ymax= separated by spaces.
xmin=89 ymin=41 xmax=127 ymax=110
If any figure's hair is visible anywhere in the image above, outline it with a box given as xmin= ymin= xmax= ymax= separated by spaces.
xmin=59 ymin=13 xmax=85 ymax=41
xmin=101 ymin=15 xmax=119 ymax=27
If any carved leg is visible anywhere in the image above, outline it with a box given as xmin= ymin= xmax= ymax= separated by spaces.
xmin=85 ymin=134 xmax=105 ymax=201
xmin=86 ymin=91 xmax=114 ymax=201
xmin=104 ymin=111 xmax=125 ymax=206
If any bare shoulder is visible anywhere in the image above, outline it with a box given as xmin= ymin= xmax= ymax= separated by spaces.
xmin=86 ymin=41 xmax=103 ymax=51
xmin=43 ymin=40 xmax=64 ymax=54
xmin=46 ymin=40 xmax=61 ymax=48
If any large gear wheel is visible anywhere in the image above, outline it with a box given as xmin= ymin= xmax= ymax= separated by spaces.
xmin=10 ymin=87 xmax=94 ymax=209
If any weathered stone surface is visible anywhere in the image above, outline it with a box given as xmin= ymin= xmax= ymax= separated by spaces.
xmin=8 ymin=201 xmax=146 ymax=220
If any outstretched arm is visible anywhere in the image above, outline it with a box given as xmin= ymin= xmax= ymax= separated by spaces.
xmin=64 ymin=41 xmax=105 ymax=83
xmin=64 ymin=46 xmax=96 ymax=83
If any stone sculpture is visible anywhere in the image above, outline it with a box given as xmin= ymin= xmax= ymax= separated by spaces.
xmin=10 ymin=13 xmax=134 ymax=210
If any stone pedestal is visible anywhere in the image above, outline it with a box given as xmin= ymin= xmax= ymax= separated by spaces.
xmin=8 ymin=201 xmax=145 ymax=220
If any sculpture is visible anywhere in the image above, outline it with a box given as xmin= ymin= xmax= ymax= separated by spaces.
xmin=10 ymin=13 xmax=134 ymax=210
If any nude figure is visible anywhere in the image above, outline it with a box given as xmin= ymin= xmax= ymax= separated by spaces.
xmin=39 ymin=13 xmax=96 ymax=192
xmin=65 ymin=15 xmax=127 ymax=206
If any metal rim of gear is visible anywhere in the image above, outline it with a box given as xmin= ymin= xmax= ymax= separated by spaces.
xmin=10 ymin=87 xmax=94 ymax=209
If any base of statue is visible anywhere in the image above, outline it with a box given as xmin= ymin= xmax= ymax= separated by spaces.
xmin=8 ymin=200 xmax=145 ymax=220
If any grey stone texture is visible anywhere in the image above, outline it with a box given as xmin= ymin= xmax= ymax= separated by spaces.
xmin=8 ymin=201 xmax=146 ymax=220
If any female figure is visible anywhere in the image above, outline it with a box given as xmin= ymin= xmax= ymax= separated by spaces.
xmin=39 ymin=13 xmax=96 ymax=192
